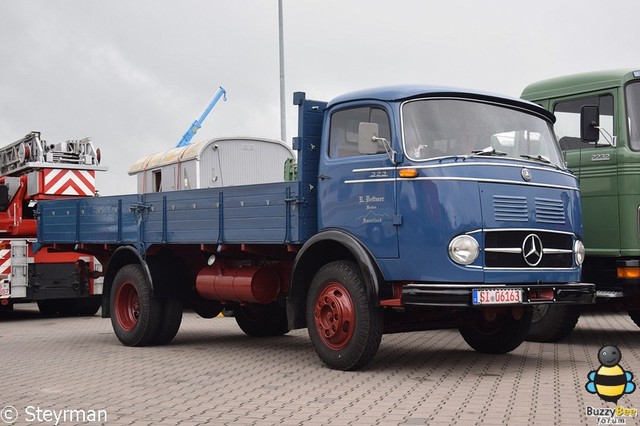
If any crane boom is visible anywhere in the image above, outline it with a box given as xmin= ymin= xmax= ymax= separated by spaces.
xmin=176 ymin=87 xmax=227 ymax=148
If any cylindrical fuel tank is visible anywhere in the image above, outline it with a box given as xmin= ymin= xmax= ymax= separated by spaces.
xmin=195 ymin=265 xmax=280 ymax=304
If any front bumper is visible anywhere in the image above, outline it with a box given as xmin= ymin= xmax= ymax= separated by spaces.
xmin=402 ymin=282 xmax=595 ymax=307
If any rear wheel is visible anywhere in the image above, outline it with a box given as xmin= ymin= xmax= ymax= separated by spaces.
xmin=459 ymin=307 xmax=532 ymax=354
xmin=72 ymin=298 xmax=102 ymax=316
xmin=527 ymin=304 xmax=580 ymax=342
xmin=0 ymin=301 xmax=13 ymax=315
xmin=307 ymin=261 xmax=382 ymax=371
xmin=37 ymin=298 xmax=101 ymax=317
xmin=235 ymin=301 xmax=288 ymax=337
xmin=150 ymin=297 xmax=183 ymax=345
xmin=190 ymin=297 xmax=223 ymax=319
xmin=110 ymin=264 xmax=162 ymax=346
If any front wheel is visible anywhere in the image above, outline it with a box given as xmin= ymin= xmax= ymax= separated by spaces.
xmin=527 ymin=304 xmax=580 ymax=342
xmin=306 ymin=261 xmax=383 ymax=371
xmin=110 ymin=264 xmax=162 ymax=346
xmin=459 ymin=307 xmax=533 ymax=354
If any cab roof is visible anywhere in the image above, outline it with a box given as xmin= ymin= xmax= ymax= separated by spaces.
xmin=327 ymin=84 xmax=555 ymax=122
xmin=522 ymin=69 xmax=640 ymax=101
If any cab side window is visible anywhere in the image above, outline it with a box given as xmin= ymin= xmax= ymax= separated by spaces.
xmin=553 ymin=95 xmax=614 ymax=152
xmin=328 ymin=107 xmax=391 ymax=158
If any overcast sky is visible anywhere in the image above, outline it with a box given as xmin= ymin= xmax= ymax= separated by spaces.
xmin=1 ymin=0 xmax=638 ymax=195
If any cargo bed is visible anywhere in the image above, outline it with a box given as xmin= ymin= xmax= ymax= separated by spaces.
xmin=37 ymin=181 xmax=315 ymax=250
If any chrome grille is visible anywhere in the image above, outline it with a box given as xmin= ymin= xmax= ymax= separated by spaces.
xmin=484 ymin=229 xmax=573 ymax=268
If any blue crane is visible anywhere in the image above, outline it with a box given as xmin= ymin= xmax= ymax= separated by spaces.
xmin=176 ymin=87 xmax=227 ymax=148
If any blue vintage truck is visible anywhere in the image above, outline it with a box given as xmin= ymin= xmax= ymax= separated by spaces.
xmin=35 ymin=86 xmax=594 ymax=370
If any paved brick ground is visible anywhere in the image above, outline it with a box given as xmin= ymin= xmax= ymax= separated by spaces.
xmin=1 ymin=305 xmax=639 ymax=425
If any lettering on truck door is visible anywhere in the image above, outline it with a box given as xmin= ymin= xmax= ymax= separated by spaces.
xmin=318 ymin=105 xmax=399 ymax=258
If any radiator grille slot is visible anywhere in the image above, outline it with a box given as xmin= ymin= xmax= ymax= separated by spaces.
xmin=535 ymin=197 xmax=565 ymax=224
xmin=493 ymin=196 xmax=528 ymax=222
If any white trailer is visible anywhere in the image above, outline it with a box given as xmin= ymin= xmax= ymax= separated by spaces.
xmin=128 ymin=137 xmax=294 ymax=193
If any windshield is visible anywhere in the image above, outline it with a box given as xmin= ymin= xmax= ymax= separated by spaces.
xmin=626 ymin=82 xmax=640 ymax=150
xmin=402 ymin=99 xmax=564 ymax=167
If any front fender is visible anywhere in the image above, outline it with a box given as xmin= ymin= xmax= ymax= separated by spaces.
xmin=286 ymin=229 xmax=385 ymax=329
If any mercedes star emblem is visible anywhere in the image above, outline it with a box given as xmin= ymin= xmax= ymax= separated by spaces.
xmin=521 ymin=168 xmax=532 ymax=182
xmin=522 ymin=234 xmax=543 ymax=266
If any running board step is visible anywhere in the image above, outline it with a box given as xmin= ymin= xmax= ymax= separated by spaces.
xmin=596 ymin=290 xmax=624 ymax=299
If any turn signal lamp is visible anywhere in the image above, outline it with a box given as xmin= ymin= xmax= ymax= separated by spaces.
xmin=399 ymin=168 xmax=418 ymax=178
xmin=617 ymin=267 xmax=640 ymax=279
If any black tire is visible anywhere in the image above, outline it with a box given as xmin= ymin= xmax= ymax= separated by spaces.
xmin=0 ymin=301 xmax=13 ymax=315
xmin=459 ymin=307 xmax=533 ymax=354
xmin=527 ymin=304 xmax=580 ymax=342
xmin=190 ymin=297 xmax=223 ymax=319
xmin=628 ymin=310 xmax=640 ymax=328
xmin=306 ymin=260 xmax=383 ymax=371
xmin=70 ymin=298 xmax=102 ymax=316
xmin=235 ymin=301 xmax=289 ymax=337
xmin=150 ymin=297 xmax=183 ymax=345
xmin=37 ymin=298 xmax=101 ymax=317
xmin=37 ymin=299 xmax=65 ymax=316
xmin=110 ymin=264 xmax=162 ymax=346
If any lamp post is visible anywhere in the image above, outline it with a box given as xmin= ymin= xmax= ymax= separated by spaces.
xmin=278 ymin=0 xmax=286 ymax=143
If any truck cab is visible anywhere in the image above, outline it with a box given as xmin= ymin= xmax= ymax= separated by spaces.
xmin=311 ymin=87 xmax=585 ymax=289
xmin=287 ymin=87 xmax=593 ymax=367
xmin=522 ymin=69 xmax=640 ymax=339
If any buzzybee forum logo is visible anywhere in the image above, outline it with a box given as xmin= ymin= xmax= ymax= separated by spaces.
xmin=586 ymin=345 xmax=636 ymax=403
xmin=585 ymin=345 xmax=637 ymax=424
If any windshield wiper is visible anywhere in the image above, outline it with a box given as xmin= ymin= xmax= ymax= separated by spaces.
xmin=470 ymin=146 xmax=508 ymax=157
xmin=520 ymin=154 xmax=562 ymax=170
xmin=520 ymin=154 xmax=550 ymax=164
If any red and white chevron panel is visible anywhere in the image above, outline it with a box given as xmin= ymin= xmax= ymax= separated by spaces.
xmin=43 ymin=169 xmax=96 ymax=196
xmin=0 ymin=244 xmax=10 ymax=277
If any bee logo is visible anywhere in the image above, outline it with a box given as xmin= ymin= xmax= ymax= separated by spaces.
xmin=586 ymin=345 xmax=636 ymax=403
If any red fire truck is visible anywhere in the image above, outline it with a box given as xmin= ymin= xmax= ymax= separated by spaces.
xmin=0 ymin=131 xmax=105 ymax=315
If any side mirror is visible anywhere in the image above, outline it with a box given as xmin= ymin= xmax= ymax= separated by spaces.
xmin=580 ymin=105 xmax=600 ymax=143
xmin=0 ymin=185 xmax=9 ymax=211
xmin=358 ymin=122 xmax=380 ymax=154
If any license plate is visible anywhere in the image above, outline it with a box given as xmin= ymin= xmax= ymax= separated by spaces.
xmin=0 ymin=280 xmax=9 ymax=298
xmin=472 ymin=288 xmax=522 ymax=305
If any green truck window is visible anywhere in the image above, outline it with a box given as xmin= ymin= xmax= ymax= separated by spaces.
xmin=626 ymin=82 xmax=640 ymax=150
xmin=553 ymin=95 xmax=614 ymax=151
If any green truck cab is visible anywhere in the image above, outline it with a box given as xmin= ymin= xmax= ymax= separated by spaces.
xmin=521 ymin=69 xmax=640 ymax=341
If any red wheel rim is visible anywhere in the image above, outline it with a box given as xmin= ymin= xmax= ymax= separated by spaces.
xmin=314 ymin=282 xmax=355 ymax=350
xmin=115 ymin=282 xmax=140 ymax=331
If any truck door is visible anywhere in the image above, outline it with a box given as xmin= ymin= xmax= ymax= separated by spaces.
xmin=317 ymin=104 xmax=399 ymax=258
xmin=553 ymin=94 xmax=619 ymax=254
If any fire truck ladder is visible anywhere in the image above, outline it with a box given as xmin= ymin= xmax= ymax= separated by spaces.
xmin=0 ymin=131 xmax=102 ymax=176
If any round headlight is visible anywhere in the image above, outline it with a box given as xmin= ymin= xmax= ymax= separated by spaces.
xmin=574 ymin=239 xmax=585 ymax=266
xmin=448 ymin=235 xmax=479 ymax=265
